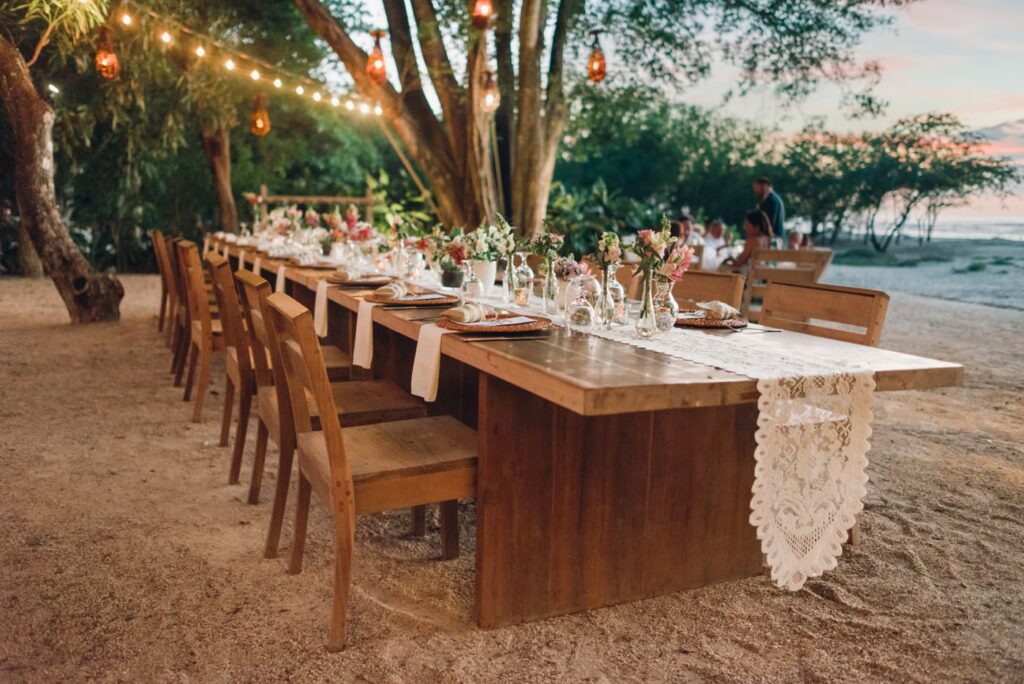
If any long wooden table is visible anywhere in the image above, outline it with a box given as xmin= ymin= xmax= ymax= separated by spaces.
xmin=218 ymin=242 xmax=963 ymax=627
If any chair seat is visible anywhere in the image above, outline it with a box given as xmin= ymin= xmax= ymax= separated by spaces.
xmin=297 ymin=415 xmax=477 ymax=515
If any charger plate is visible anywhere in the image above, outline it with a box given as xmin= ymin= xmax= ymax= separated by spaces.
xmin=365 ymin=292 xmax=459 ymax=306
xmin=437 ymin=314 xmax=553 ymax=334
xmin=675 ymin=310 xmax=748 ymax=329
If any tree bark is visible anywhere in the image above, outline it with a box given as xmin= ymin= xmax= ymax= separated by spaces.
xmin=0 ymin=36 xmax=123 ymax=322
xmin=200 ymin=123 xmax=238 ymax=233
xmin=17 ymin=219 xmax=44 ymax=276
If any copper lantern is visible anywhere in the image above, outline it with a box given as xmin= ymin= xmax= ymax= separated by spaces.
xmin=471 ymin=0 xmax=494 ymax=29
xmin=95 ymin=27 xmax=120 ymax=80
xmin=586 ymin=30 xmax=606 ymax=83
xmin=250 ymin=94 xmax=271 ymax=137
xmin=366 ymin=30 xmax=387 ymax=86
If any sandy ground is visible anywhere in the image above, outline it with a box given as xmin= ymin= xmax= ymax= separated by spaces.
xmin=1 ymin=274 xmax=1022 ymax=682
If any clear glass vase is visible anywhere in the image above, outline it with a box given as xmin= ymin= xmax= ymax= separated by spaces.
xmin=541 ymin=259 xmax=558 ymax=315
xmin=635 ymin=268 xmax=658 ymax=339
xmin=600 ymin=264 xmax=627 ymax=329
xmin=654 ymin=281 xmax=679 ymax=333
xmin=512 ymin=252 xmax=534 ymax=307
xmin=459 ymin=260 xmax=484 ymax=303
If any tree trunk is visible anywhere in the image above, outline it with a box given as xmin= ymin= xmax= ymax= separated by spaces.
xmin=17 ymin=219 xmax=44 ymax=276
xmin=200 ymin=123 xmax=238 ymax=233
xmin=0 ymin=36 xmax=123 ymax=322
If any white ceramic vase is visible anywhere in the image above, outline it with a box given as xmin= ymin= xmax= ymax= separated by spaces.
xmin=473 ymin=259 xmax=498 ymax=296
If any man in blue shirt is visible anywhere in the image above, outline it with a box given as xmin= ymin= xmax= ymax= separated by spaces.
xmin=753 ymin=177 xmax=785 ymax=242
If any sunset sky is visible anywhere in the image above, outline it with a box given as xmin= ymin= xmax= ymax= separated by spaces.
xmin=685 ymin=0 xmax=1024 ymax=135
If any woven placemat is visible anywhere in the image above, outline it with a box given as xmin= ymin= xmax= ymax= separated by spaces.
xmin=365 ymin=293 xmax=459 ymax=306
xmin=327 ymin=275 xmax=393 ymax=287
xmin=437 ymin=314 xmax=553 ymax=333
xmin=675 ymin=310 xmax=748 ymax=329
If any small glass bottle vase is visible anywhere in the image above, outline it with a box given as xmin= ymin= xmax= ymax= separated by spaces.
xmin=635 ymin=269 xmax=658 ymax=339
xmin=600 ymin=264 xmax=627 ymax=329
xmin=653 ymin=281 xmax=679 ymax=333
xmin=542 ymin=259 xmax=558 ymax=315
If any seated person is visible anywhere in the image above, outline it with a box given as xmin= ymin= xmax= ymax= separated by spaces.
xmin=723 ymin=210 xmax=773 ymax=272
xmin=787 ymin=231 xmax=803 ymax=250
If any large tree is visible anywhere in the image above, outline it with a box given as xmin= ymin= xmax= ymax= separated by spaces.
xmin=293 ymin=0 xmax=913 ymax=233
xmin=0 ymin=0 xmax=124 ymax=321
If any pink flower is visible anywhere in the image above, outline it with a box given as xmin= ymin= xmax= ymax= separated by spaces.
xmin=305 ymin=209 xmax=321 ymax=228
xmin=637 ymin=229 xmax=654 ymax=245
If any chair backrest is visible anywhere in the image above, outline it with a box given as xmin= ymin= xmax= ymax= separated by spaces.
xmin=265 ymin=292 xmax=356 ymax=522
xmin=672 ymin=270 xmax=745 ymax=310
xmin=690 ymin=243 xmax=705 ymax=270
xmin=742 ymin=248 xmax=833 ymax=321
xmin=234 ymin=269 xmax=276 ymax=388
xmin=205 ymin=253 xmax=249 ymax=363
xmin=760 ymin=282 xmax=890 ymax=347
xmin=151 ymin=230 xmax=172 ymax=295
xmin=178 ymin=241 xmax=213 ymax=339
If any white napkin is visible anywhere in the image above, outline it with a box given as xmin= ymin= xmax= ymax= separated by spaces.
xmin=443 ymin=302 xmax=485 ymax=323
xmin=252 ymin=256 xmax=262 ymax=274
xmin=411 ymin=324 xmax=455 ymax=402
xmin=374 ymin=282 xmax=408 ymax=298
xmin=352 ymin=300 xmax=377 ymax=369
xmin=275 ymin=265 xmax=287 ymax=293
xmin=314 ymin=279 xmax=330 ymax=338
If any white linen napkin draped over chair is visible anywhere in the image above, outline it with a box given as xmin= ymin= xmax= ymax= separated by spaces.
xmin=314 ymin=279 xmax=330 ymax=338
xmin=252 ymin=256 xmax=261 ymax=274
xmin=411 ymin=324 xmax=455 ymax=402
xmin=275 ymin=265 xmax=287 ymax=293
xmin=352 ymin=299 xmax=378 ymax=369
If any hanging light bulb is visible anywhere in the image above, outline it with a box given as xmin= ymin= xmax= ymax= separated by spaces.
xmin=312 ymin=91 xmax=322 ymax=102
xmin=480 ymin=70 xmax=500 ymax=113
xmin=330 ymin=96 xmax=340 ymax=107
xmin=159 ymin=30 xmax=172 ymax=44
xmin=345 ymin=100 xmax=355 ymax=111
xmin=358 ymin=102 xmax=370 ymax=115
xmin=471 ymin=0 xmax=494 ymax=29
xmin=295 ymin=85 xmax=304 ymax=95
xmin=273 ymin=78 xmax=282 ymax=88
xmin=194 ymin=45 xmax=205 ymax=57
xmin=94 ymin=26 xmax=120 ymax=80
xmin=586 ymin=30 xmax=607 ymax=83
xmin=224 ymin=58 xmax=236 ymax=71
xmin=250 ymin=94 xmax=271 ymax=137
xmin=373 ymin=103 xmax=383 ymax=116
xmin=119 ymin=12 xmax=133 ymax=27
xmin=250 ymin=69 xmax=260 ymax=81
xmin=366 ymin=30 xmax=387 ymax=86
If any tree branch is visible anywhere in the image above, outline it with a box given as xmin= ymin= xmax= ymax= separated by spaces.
xmin=408 ymin=0 xmax=464 ymax=136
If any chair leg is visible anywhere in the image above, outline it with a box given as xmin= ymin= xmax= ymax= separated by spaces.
xmin=191 ymin=346 xmax=213 ymax=422
xmin=228 ymin=389 xmax=252 ymax=485
xmin=327 ymin=522 xmax=354 ymax=652
xmin=182 ymin=345 xmax=198 ymax=401
xmin=848 ymin=519 xmax=862 ymax=547
xmin=157 ymin=286 xmax=167 ymax=332
xmin=439 ymin=500 xmax=460 ymax=560
xmin=248 ymin=421 xmax=269 ymax=505
xmin=164 ymin=302 xmax=177 ymax=347
xmin=410 ymin=505 xmax=426 ymax=537
xmin=218 ymin=377 xmax=235 ymax=446
xmin=288 ymin=473 xmax=312 ymax=575
xmin=264 ymin=438 xmax=295 ymax=558
xmin=169 ymin=323 xmax=183 ymax=374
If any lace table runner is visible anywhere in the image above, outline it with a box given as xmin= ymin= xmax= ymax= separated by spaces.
xmin=585 ymin=324 xmax=875 ymax=590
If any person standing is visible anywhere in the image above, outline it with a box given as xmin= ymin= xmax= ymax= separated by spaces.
xmin=753 ymin=176 xmax=785 ymax=242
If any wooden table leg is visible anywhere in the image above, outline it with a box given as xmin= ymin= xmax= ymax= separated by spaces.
xmin=475 ymin=374 xmax=763 ymax=628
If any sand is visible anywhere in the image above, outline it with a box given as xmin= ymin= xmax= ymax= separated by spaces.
xmin=0 ymin=274 xmax=1022 ymax=682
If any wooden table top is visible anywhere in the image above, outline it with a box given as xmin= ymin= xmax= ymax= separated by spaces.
xmin=217 ymin=243 xmax=964 ymax=416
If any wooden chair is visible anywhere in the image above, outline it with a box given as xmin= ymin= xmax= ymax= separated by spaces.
xmin=690 ymin=243 xmax=705 ymax=270
xmin=760 ymin=281 xmax=890 ymax=348
xmin=233 ymin=270 xmax=426 ymax=560
xmin=178 ymin=241 xmax=225 ymax=421
xmin=741 ymin=248 xmax=833 ymax=322
xmin=672 ymin=270 xmax=745 ymax=310
xmin=206 ymin=253 xmax=255 ymax=456
xmin=167 ymin=238 xmax=192 ymax=384
xmin=761 ymin=281 xmax=890 ymax=546
xmin=150 ymin=230 xmax=172 ymax=335
xmin=265 ymin=292 xmax=477 ymax=651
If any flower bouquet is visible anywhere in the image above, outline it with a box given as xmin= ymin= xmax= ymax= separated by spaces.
xmin=630 ymin=221 xmax=679 ymax=338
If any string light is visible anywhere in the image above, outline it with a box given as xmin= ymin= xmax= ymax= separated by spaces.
xmin=330 ymin=96 xmax=340 ymax=106
xmin=250 ymin=69 xmax=260 ymax=81
xmin=345 ymin=100 xmax=355 ymax=111
xmin=312 ymin=91 xmax=322 ymax=102
xmin=224 ymin=58 xmax=235 ymax=71
xmin=47 ymin=83 xmax=60 ymax=94
xmin=366 ymin=30 xmax=387 ymax=85
xmin=159 ymin=30 xmax=172 ymax=44
xmin=359 ymin=102 xmax=370 ymax=115
xmin=194 ymin=45 xmax=205 ymax=57
xmin=120 ymin=12 xmax=133 ymax=26
xmin=480 ymin=70 xmax=499 ymax=113
xmin=295 ymin=85 xmax=304 ymax=95
xmin=373 ymin=103 xmax=383 ymax=116
xmin=273 ymin=78 xmax=282 ymax=88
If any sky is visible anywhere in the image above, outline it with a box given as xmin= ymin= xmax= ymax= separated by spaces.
xmin=682 ymin=0 xmax=1024 ymax=135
